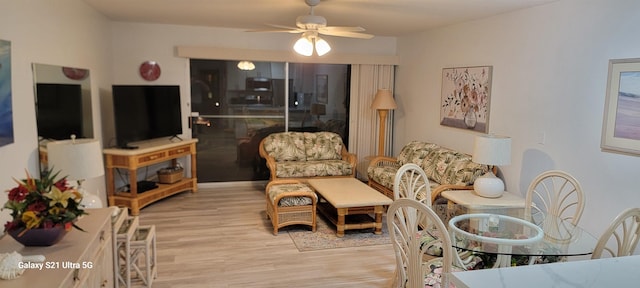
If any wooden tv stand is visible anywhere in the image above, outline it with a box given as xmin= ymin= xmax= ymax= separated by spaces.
xmin=104 ymin=138 xmax=198 ymax=215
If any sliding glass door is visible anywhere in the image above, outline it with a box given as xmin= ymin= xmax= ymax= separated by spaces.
xmin=190 ymin=60 xmax=349 ymax=182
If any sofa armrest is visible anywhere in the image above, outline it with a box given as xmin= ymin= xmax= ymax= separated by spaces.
xmin=259 ymin=137 xmax=278 ymax=180
xmin=340 ymin=147 xmax=358 ymax=177
xmin=429 ymin=164 xmax=497 ymax=202
xmin=368 ymin=156 xmax=399 ymax=169
xmin=431 ymin=185 xmax=475 ymax=203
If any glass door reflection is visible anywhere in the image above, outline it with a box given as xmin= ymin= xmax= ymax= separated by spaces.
xmin=190 ymin=60 xmax=348 ymax=182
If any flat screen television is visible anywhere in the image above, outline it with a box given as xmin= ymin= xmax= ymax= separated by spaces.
xmin=112 ymin=85 xmax=182 ymax=148
xmin=36 ymin=83 xmax=84 ymax=140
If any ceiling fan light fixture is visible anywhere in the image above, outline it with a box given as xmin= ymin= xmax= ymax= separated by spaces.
xmin=237 ymin=60 xmax=255 ymax=71
xmin=252 ymin=0 xmax=372 ymax=55
xmin=314 ymin=37 xmax=331 ymax=56
xmin=293 ymin=31 xmax=331 ymax=57
xmin=294 ymin=36 xmax=314 ymax=56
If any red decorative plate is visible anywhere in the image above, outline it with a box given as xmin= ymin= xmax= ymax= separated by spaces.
xmin=62 ymin=67 xmax=88 ymax=80
xmin=139 ymin=61 xmax=161 ymax=81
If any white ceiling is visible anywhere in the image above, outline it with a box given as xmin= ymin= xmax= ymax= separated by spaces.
xmin=83 ymin=0 xmax=558 ymax=37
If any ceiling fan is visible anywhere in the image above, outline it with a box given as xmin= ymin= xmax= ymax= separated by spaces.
xmin=250 ymin=0 xmax=374 ymax=56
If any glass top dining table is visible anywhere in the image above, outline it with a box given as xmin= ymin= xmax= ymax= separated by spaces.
xmin=432 ymin=204 xmax=599 ymax=267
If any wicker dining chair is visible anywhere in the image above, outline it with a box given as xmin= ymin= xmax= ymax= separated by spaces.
xmin=592 ymin=207 xmax=640 ymax=259
xmin=393 ymin=163 xmax=482 ymax=268
xmin=394 ymin=164 xmax=439 ymax=254
xmin=523 ymin=170 xmax=585 ymax=264
xmin=393 ymin=163 xmax=432 ymax=205
xmin=387 ymin=198 xmax=466 ymax=288
xmin=524 ymin=170 xmax=585 ymax=226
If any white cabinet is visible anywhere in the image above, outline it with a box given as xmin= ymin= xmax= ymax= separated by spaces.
xmin=0 ymin=208 xmax=118 ymax=287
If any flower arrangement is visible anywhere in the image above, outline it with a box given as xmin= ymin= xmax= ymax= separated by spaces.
xmin=3 ymin=169 xmax=86 ymax=236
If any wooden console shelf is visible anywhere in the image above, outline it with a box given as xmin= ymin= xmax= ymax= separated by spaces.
xmin=104 ymin=139 xmax=198 ymax=215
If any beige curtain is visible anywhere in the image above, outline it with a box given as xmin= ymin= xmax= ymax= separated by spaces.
xmin=349 ymin=64 xmax=396 ymax=181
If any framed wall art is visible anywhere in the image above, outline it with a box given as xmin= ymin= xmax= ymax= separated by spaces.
xmin=316 ymin=74 xmax=328 ymax=104
xmin=601 ymin=58 xmax=640 ymax=156
xmin=440 ymin=66 xmax=492 ymax=133
xmin=0 ymin=39 xmax=13 ymax=147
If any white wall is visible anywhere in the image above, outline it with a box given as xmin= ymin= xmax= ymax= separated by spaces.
xmin=396 ymin=0 xmax=640 ymax=240
xmin=0 ymin=0 xmax=112 ymax=228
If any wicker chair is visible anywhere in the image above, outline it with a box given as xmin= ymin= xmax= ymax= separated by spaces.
xmin=592 ymin=207 xmax=640 ymax=259
xmin=393 ymin=163 xmax=432 ymax=206
xmin=265 ymin=180 xmax=317 ymax=235
xmin=388 ymin=199 xmax=469 ymax=288
xmin=259 ymin=131 xmax=357 ymax=181
xmin=393 ymin=164 xmax=482 ymax=269
xmin=524 ymin=170 xmax=585 ymax=226
xmin=524 ymin=170 xmax=585 ymax=264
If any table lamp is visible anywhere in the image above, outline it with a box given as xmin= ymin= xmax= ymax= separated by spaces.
xmin=47 ymin=136 xmax=105 ymax=208
xmin=472 ymin=134 xmax=511 ymax=198
xmin=371 ymin=89 xmax=397 ymax=156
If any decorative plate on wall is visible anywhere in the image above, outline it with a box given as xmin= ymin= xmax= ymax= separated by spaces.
xmin=62 ymin=67 xmax=89 ymax=80
xmin=139 ymin=61 xmax=161 ymax=81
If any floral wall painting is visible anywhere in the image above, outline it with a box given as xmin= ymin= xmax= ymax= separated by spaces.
xmin=440 ymin=66 xmax=492 ymax=133
xmin=0 ymin=39 xmax=13 ymax=147
xmin=601 ymin=58 xmax=640 ymax=156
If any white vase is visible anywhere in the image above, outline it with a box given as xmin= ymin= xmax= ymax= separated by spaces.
xmin=473 ymin=172 xmax=504 ymax=198
xmin=81 ymin=190 xmax=104 ymax=208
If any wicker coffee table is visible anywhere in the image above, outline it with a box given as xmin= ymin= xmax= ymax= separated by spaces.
xmin=307 ymin=178 xmax=393 ymax=237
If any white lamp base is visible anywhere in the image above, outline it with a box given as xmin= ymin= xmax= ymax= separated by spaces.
xmin=473 ymin=171 xmax=505 ymax=198
xmin=80 ymin=188 xmax=104 ymax=208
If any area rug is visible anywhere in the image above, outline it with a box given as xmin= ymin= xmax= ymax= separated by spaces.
xmin=288 ymin=215 xmax=390 ymax=252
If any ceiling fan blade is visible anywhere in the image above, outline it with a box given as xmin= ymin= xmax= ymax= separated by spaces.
xmin=246 ymin=24 xmax=304 ymax=34
xmin=265 ymin=23 xmax=303 ymax=31
xmin=246 ymin=28 xmax=303 ymax=34
xmin=319 ymin=26 xmax=366 ymax=33
xmin=319 ymin=30 xmax=375 ymax=39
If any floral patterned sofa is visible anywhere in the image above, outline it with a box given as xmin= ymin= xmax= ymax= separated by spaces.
xmin=367 ymin=141 xmax=490 ymax=203
xmin=259 ymin=131 xmax=357 ymax=181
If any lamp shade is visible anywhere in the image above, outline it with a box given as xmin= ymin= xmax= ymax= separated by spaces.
xmin=294 ymin=36 xmax=314 ymax=56
xmin=371 ymin=89 xmax=397 ymax=110
xmin=472 ymin=134 xmax=512 ymax=166
xmin=314 ymin=37 xmax=331 ymax=56
xmin=47 ymin=138 xmax=104 ymax=181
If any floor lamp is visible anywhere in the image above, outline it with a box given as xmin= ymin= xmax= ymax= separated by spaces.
xmin=371 ymin=89 xmax=397 ymax=156
xmin=47 ymin=136 xmax=105 ymax=208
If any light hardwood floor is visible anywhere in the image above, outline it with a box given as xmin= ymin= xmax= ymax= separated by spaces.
xmin=135 ymin=182 xmax=395 ymax=287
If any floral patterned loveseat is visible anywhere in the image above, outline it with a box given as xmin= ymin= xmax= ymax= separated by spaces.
xmin=259 ymin=131 xmax=357 ymax=181
xmin=367 ymin=141 xmax=490 ymax=203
